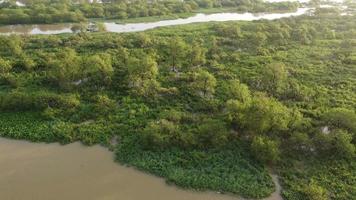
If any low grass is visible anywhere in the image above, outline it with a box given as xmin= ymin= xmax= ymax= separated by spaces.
xmin=0 ymin=112 xmax=55 ymax=142
xmin=0 ymin=112 xmax=114 ymax=145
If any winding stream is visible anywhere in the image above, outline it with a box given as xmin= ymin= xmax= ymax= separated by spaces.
xmin=103 ymin=8 xmax=311 ymax=33
xmin=0 ymin=8 xmax=312 ymax=35
xmin=0 ymin=138 xmax=282 ymax=200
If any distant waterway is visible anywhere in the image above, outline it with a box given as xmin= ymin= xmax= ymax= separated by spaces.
xmin=0 ymin=8 xmax=312 ymax=35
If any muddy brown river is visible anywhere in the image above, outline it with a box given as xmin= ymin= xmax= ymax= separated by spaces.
xmin=0 ymin=138 xmax=282 ymax=200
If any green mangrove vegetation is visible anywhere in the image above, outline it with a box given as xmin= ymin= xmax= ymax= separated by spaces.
xmin=0 ymin=2 xmax=355 ymax=200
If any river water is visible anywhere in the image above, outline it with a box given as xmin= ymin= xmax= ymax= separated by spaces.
xmin=0 ymin=138 xmax=283 ymax=200
xmin=0 ymin=8 xmax=312 ymax=35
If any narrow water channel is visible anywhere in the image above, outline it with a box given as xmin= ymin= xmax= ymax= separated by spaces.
xmin=0 ymin=138 xmax=282 ymax=200
xmin=0 ymin=8 xmax=312 ymax=35
xmin=103 ymin=8 xmax=311 ymax=33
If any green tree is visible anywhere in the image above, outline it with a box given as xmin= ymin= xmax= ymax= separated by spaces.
xmin=322 ymin=108 xmax=356 ymax=133
xmin=142 ymin=119 xmax=180 ymax=149
xmin=189 ymin=69 xmax=217 ymax=98
xmin=159 ymin=109 xmax=183 ymax=123
xmin=284 ymin=79 xmax=315 ymax=102
xmin=224 ymin=79 xmax=251 ymax=103
xmin=292 ymin=26 xmax=313 ymax=45
xmin=196 ymin=0 xmax=213 ymax=8
xmin=49 ymin=48 xmax=81 ymax=90
xmin=207 ymin=36 xmax=221 ymax=60
xmin=313 ymin=129 xmax=355 ymax=159
xmin=331 ymin=129 xmax=355 ymax=159
xmin=309 ymin=0 xmax=321 ymax=7
xmin=82 ymin=53 xmax=114 ymax=86
xmin=259 ymin=62 xmax=288 ymax=95
xmin=240 ymin=93 xmax=292 ymax=135
xmin=0 ymin=35 xmax=23 ymax=56
xmin=93 ymin=94 xmax=117 ymax=116
xmin=127 ymin=51 xmax=160 ymax=97
xmin=168 ymin=36 xmax=187 ymax=72
xmin=0 ymin=58 xmax=12 ymax=74
xmin=226 ymin=99 xmax=248 ymax=129
xmin=195 ymin=119 xmax=229 ymax=148
xmin=135 ymin=33 xmax=153 ymax=48
xmin=301 ymin=180 xmax=328 ymax=200
xmin=18 ymin=53 xmax=36 ymax=71
xmin=243 ymin=32 xmax=267 ymax=52
xmin=251 ymin=136 xmax=280 ymax=164
xmin=128 ymin=51 xmax=158 ymax=80
xmin=289 ymin=132 xmax=312 ymax=152
xmin=189 ymin=40 xmax=206 ymax=67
